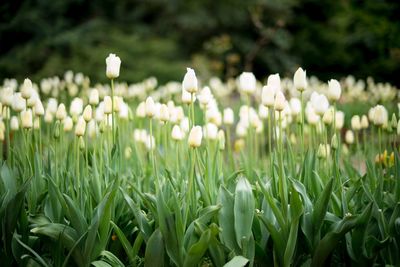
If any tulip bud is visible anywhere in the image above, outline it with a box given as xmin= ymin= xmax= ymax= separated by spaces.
xmin=218 ymin=130 xmax=225 ymax=150
xmin=345 ymin=130 xmax=354 ymax=144
xmin=89 ymin=89 xmax=99 ymax=105
xmin=54 ymin=121 xmax=60 ymax=139
xmin=21 ymin=109 xmax=33 ymax=129
xmin=327 ymin=79 xmax=341 ymax=101
xmin=182 ymin=68 xmax=198 ymax=93
xmin=203 ymin=123 xmax=218 ymax=140
xmin=294 ymin=67 xmax=307 ymax=92
xmin=274 ymin=91 xmax=286 ymax=112
xmin=391 ymin=114 xmax=397 ymax=129
xmin=360 ymin=115 xmax=369 ymax=129
xmin=331 ymin=134 xmax=339 ymax=150
xmin=34 ymin=100 xmax=44 ymax=116
xmin=145 ymin=97 xmax=155 ymax=118
xmin=198 ymin=86 xmax=212 ymax=106
xmin=12 ymin=93 xmax=26 ymax=112
xmin=188 ymin=125 xmax=202 ymax=148
xmin=56 ymin=104 xmax=67 ymax=120
xmin=104 ymin=96 xmax=112 ymax=114
xmin=397 ymin=120 xmax=400 ymax=135
xmin=124 ymin=146 xmax=132 ymax=159
xmin=335 ymin=111 xmax=345 ymax=130
xmin=83 ymin=105 xmax=92 ymax=122
xmin=75 ymin=116 xmax=86 ymax=137
xmin=10 ymin=116 xmax=19 ymax=131
xmin=261 ymin=85 xmax=275 ymax=108
xmin=322 ymin=107 xmax=334 ymax=125
xmin=239 ymin=72 xmax=256 ymax=94
xmin=182 ymin=88 xmax=194 ymax=104
xmin=1 ymin=86 xmax=14 ymax=106
xmin=63 ymin=116 xmax=73 ymax=132
xmin=351 ymin=115 xmax=361 ymax=131
xmin=267 ymin=74 xmax=281 ymax=93
xmin=159 ymin=104 xmax=170 ymax=123
xmin=317 ymin=144 xmax=330 ymax=159
xmin=106 ymin=53 xmax=121 ymax=79
xmin=171 ymin=125 xmax=184 ymax=141
xmin=289 ymin=98 xmax=301 ymax=116
xmin=373 ymin=105 xmax=387 ymax=126
xmin=311 ymin=93 xmax=329 ymax=116
xmin=21 ymin=78 xmax=33 ymax=99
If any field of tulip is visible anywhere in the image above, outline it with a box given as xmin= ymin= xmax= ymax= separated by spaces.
xmin=0 ymin=53 xmax=400 ymax=267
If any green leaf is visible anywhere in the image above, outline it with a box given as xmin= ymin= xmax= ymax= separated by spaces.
xmin=145 ymin=228 xmax=164 ymax=267
xmin=223 ymin=255 xmax=249 ymax=267
xmin=218 ymin=186 xmax=239 ymax=252
xmin=312 ymin=178 xmax=333 ymax=247
xmin=234 ymin=176 xmax=254 ymax=248
xmin=183 ymin=229 xmax=212 ymax=267
xmin=110 ymin=221 xmax=135 ymax=264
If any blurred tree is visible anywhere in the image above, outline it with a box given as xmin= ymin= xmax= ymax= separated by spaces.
xmin=0 ymin=0 xmax=399 ymax=85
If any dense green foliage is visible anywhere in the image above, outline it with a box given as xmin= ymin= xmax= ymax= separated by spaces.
xmin=1 ymin=0 xmax=399 ymax=84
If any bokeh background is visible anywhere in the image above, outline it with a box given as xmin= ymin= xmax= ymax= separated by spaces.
xmin=1 ymin=0 xmax=400 ymax=85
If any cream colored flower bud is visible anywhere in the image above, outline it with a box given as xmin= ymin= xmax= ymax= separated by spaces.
xmin=159 ymin=104 xmax=170 ymax=123
xmin=294 ymin=67 xmax=307 ymax=92
xmin=218 ymin=129 xmax=225 ymax=150
xmin=188 ymin=125 xmax=202 ymax=148
xmin=261 ymin=85 xmax=275 ymax=107
xmin=104 ymin=96 xmax=112 ymax=114
xmin=223 ymin=108 xmax=234 ymax=125
xmin=55 ymin=104 xmax=67 ymax=120
xmin=75 ymin=116 xmax=86 ymax=137
xmin=198 ymin=86 xmax=212 ymax=106
xmin=44 ymin=110 xmax=53 ymax=123
xmin=12 ymin=93 xmax=25 ymax=112
xmin=289 ymin=98 xmax=301 ymax=116
xmin=83 ymin=105 xmax=92 ymax=122
xmin=331 ymin=134 xmax=339 ymax=150
xmin=204 ymin=123 xmax=218 ymax=140
xmin=89 ymin=89 xmax=99 ymax=105
xmin=124 ymin=146 xmax=132 ymax=159
xmin=182 ymin=68 xmax=198 ymax=93
xmin=317 ymin=144 xmax=330 ymax=159
xmin=1 ymin=86 xmax=14 ymax=106
xmin=239 ymin=72 xmax=256 ymax=94
xmin=274 ymin=91 xmax=286 ymax=112
xmin=335 ymin=111 xmax=345 ymax=130
xmin=345 ymin=130 xmax=354 ymax=144
xmin=327 ymin=79 xmax=341 ymax=101
xmin=113 ymin=96 xmax=121 ymax=112
xmin=34 ymin=100 xmax=44 ymax=116
xmin=10 ymin=116 xmax=19 ymax=131
xmin=145 ymin=97 xmax=155 ymax=118
xmin=351 ymin=115 xmax=361 ymax=131
xmin=34 ymin=117 xmax=40 ymax=129
xmin=397 ymin=120 xmax=400 ymax=135
xmin=373 ymin=105 xmax=387 ymax=126
xmin=21 ymin=109 xmax=33 ymax=129
xmin=322 ymin=107 xmax=334 ymax=125
xmin=171 ymin=125 xmax=184 ymax=141
xmin=361 ymin=115 xmax=369 ymax=129
xmin=21 ymin=78 xmax=33 ymax=99
xmin=106 ymin=53 xmax=121 ymax=79
xmin=63 ymin=116 xmax=73 ymax=132
xmin=267 ymin=74 xmax=281 ymax=93
xmin=182 ymin=88 xmax=194 ymax=104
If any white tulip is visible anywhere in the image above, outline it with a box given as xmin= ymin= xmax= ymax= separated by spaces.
xmin=56 ymin=104 xmax=67 ymax=120
xmin=89 ymin=89 xmax=99 ymax=105
xmin=63 ymin=116 xmax=73 ymax=132
xmin=327 ymin=79 xmax=341 ymax=101
xmin=21 ymin=78 xmax=33 ymax=99
xmin=21 ymin=109 xmax=33 ymax=129
xmin=274 ymin=91 xmax=286 ymax=112
xmin=223 ymin=108 xmax=234 ymax=125
xmin=267 ymin=74 xmax=281 ymax=92
xmin=198 ymin=86 xmax=212 ymax=106
xmin=351 ymin=115 xmax=361 ymax=131
xmin=159 ymin=104 xmax=170 ymax=123
xmin=294 ymin=67 xmax=307 ymax=92
xmin=12 ymin=93 xmax=26 ymax=112
xmin=1 ymin=86 xmax=14 ymax=106
xmin=261 ymin=85 xmax=275 ymax=107
xmin=104 ymin=96 xmax=112 ymax=114
xmin=373 ymin=105 xmax=387 ymax=126
xmin=106 ymin=53 xmax=121 ymax=79
xmin=171 ymin=125 xmax=184 ymax=141
xmin=75 ymin=116 xmax=86 ymax=137
xmin=188 ymin=125 xmax=203 ymax=148
xmin=34 ymin=99 xmax=44 ymax=116
xmin=145 ymin=97 xmax=156 ymax=118
xmin=289 ymin=98 xmax=301 ymax=116
xmin=203 ymin=123 xmax=218 ymax=140
xmin=239 ymin=72 xmax=256 ymax=94
xmin=10 ymin=116 xmax=19 ymax=131
xmin=361 ymin=115 xmax=369 ymax=129
xmin=182 ymin=68 xmax=198 ymax=93
xmin=83 ymin=105 xmax=92 ymax=122
xmin=345 ymin=130 xmax=354 ymax=144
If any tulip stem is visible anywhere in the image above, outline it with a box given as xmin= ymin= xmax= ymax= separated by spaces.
xmin=300 ymin=91 xmax=305 ymax=159
xmin=278 ymin=111 xmax=287 ymax=219
xmin=111 ymin=78 xmax=115 ymax=145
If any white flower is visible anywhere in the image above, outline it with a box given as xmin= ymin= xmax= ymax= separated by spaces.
xmin=289 ymin=98 xmax=301 ymax=116
xmin=182 ymin=68 xmax=198 ymax=93
xmin=12 ymin=93 xmax=26 ymax=112
xmin=203 ymin=123 xmax=218 ymax=140
xmin=104 ymin=96 xmax=112 ymax=114
xmin=351 ymin=115 xmax=361 ymax=131
xmin=56 ymin=104 xmax=67 ymax=121
xmin=21 ymin=109 xmax=33 ymax=129
xmin=274 ymin=91 xmax=286 ymax=112
xmin=83 ymin=105 xmax=92 ymax=122
xmin=267 ymin=74 xmax=281 ymax=92
xmin=218 ymin=130 xmax=225 ymax=150
xmin=21 ymin=78 xmax=33 ymax=99
xmin=89 ymin=89 xmax=99 ymax=105
xmin=317 ymin=144 xmax=330 ymax=158
xmin=188 ymin=125 xmax=203 ymax=148
xmin=63 ymin=117 xmax=73 ymax=132
xmin=70 ymin=98 xmax=83 ymax=117
xmin=198 ymin=86 xmax=212 ymax=106
xmin=239 ymin=72 xmax=256 ymax=94
xmin=373 ymin=105 xmax=387 ymax=126
xmin=1 ymin=86 xmax=14 ymax=106
xmin=10 ymin=116 xmax=19 ymax=131
xmin=361 ymin=115 xmax=369 ymax=129
xmin=159 ymin=104 xmax=170 ymax=123
xmin=345 ymin=130 xmax=354 ymax=144
xmin=311 ymin=93 xmax=329 ymax=116
xmin=171 ymin=125 xmax=184 ymax=141
xmin=182 ymin=88 xmax=195 ymax=104
xmin=335 ymin=111 xmax=345 ymax=130
xmin=294 ymin=67 xmax=307 ymax=92
xmin=327 ymin=79 xmax=341 ymax=101
xmin=261 ymin=85 xmax=275 ymax=107
xmin=223 ymin=108 xmax=234 ymax=125
xmin=106 ymin=53 xmax=121 ymax=79
xmin=75 ymin=116 xmax=86 ymax=137
xmin=322 ymin=107 xmax=334 ymax=125
xmin=145 ymin=97 xmax=156 ymax=118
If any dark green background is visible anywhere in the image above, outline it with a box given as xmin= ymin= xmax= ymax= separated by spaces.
xmin=1 ymin=0 xmax=399 ymax=85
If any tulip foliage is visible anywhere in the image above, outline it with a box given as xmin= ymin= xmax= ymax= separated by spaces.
xmin=0 ymin=59 xmax=400 ymax=267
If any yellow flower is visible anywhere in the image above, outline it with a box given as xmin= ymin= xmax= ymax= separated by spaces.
xmin=234 ymin=139 xmax=245 ymax=152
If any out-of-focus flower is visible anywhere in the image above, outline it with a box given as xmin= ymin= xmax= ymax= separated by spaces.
xmin=361 ymin=115 xmax=369 ymax=129
xmin=294 ymin=67 xmax=307 ymax=92
xmin=21 ymin=78 xmax=33 ymax=99
xmin=145 ymin=97 xmax=155 ymax=118
xmin=375 ymin=150 xmax=394 ymax=168
xmin=239 ymin=72 xmax=256 ymax=94
xmin=274 ymin=91 xmax=286 ymax=112
xmin=182 ymin=68 xmax=198 ymax=93
xmin=56 ymin=104 xmax=67 ymax=120
xmin=223 ymin=108 xmax=234 ymax=125
xmin=188 ymin=125 xmax=202 ymax=148
xmin=89 ymin=89 xmax=99 ymax=106
xmin=373 ymin=105 xmax=388 ymax=126
xmin=345 ymin=130 xmax=354 ymax=144
xmin=327 ymin=79 xmax=341 ymax=101
xmin=171 ymin=125 xmax=184 ymax=141
xmin=106 ymin=53 xmax=121 ymax=79
xmin=83 ymin=105 xmax=92 ymax=122
xmin=21 ymin=109 xmax=33 ymax=129
xmin=351 ymin=115 xmax=361 ymax=131
xmin=75 ymin=116 xmax=86 ymax=137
